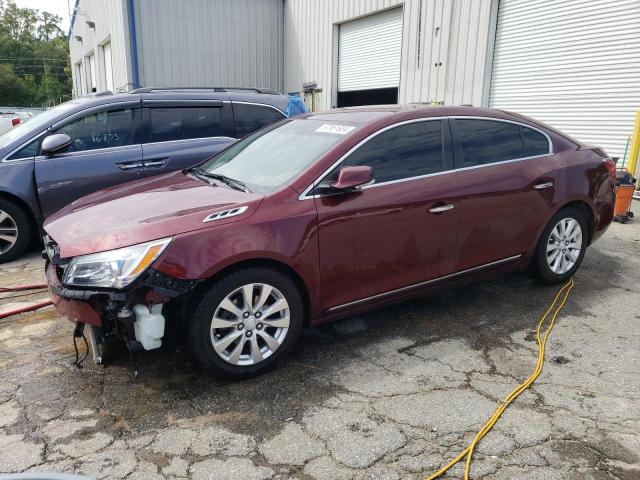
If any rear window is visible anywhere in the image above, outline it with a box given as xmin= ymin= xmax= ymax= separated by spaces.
xmin=456 ymin=119 xmax=524 ymax=167
xmin=233 ymin=103 xmax=285 ymax=138
xmin=149 ymin=107 xmax=223 ymax=142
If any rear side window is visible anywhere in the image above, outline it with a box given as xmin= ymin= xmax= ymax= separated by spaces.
xmin=149 ymin=107 xmax=223 ymax=142
xmin=54 ymin=108 xmax=140 ymax=153
xmin=6 ymin=138 xmax=40 ymax=160
xmin=522 ymin=126 xmax=549 ymax=157
xmin=342 ymin=120 xmax=444 ymax=184
xmin=233 ymin=103 xmax=285 ymax=138
xmin=456 ymin=119 xmax=523 ymax=167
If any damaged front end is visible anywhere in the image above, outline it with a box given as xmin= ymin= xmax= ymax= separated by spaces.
xmin=44 ymin=235 xmax=198 ymax=367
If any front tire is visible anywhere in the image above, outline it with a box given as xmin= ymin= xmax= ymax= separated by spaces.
xmin=188 ymin=267 xmax=304 ymax=379
xmin=0 ymin=199 xmax=32 ymax=263
xmin=530 ymin=207 xmax=588 ymax=285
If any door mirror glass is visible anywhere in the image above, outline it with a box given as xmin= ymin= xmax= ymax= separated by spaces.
xmin=329 ymin=165 xmax=373 ymax=190
xmin=41 ymin=133 xmax=72 ymax=156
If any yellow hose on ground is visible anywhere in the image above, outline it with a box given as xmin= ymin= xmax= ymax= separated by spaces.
xmin=425 ymin=277 xmax=575 ymax=480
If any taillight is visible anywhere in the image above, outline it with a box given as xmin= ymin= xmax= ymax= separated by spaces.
xmin=11 ymin=118 xmax=20 ymax=127
xmin=603 ymin=158 xmax=616 ymax=181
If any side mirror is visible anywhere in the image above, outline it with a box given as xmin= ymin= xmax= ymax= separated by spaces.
xmin=329 ymin=165 xmax=373 ymax=191
xmin=41 ymin=133 xmax=72 ymax=156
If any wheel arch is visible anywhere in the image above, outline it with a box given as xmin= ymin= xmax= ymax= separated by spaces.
xmin=555 ymin=200 xmax=595 ymax=244
xmin=190 ymin=257 xmax=312 ymax=324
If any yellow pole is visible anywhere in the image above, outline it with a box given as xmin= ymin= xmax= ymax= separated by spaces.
xmin=627 ymin=109 xmax=640 ymax=187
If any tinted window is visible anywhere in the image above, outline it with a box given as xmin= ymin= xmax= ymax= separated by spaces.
xmin=342 ymin=120 xmax=444 ymax=184
xmin=456 ymin=119 xmax=524 ymax=167
xmin=149 ymin=107 xmax=223 ymax=143
xmin=234 ymin=103 xmax=285 ymax=138
xmin=6 ymin=138 xmax=40 ymax=160
xmin=522 ymin=126 xmax=549 ymax=157
xmin=55 ymin=108 xmax=139 ymax=153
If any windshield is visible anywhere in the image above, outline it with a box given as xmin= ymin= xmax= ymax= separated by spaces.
xmin=0 ymin=101 xmax=77 ymax=145
xmin=198 ymin=118 xmax=361 ymax=190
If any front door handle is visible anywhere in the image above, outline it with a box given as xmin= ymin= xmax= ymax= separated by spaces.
xmin=143 ymin=159 xmax=168 ymax=168
xmin=533 ymin=181 xmax=554 ymax=190
xmin=429 ymin=203 xmax=455 ymax=214
xmin=116 ymin=161 xmax=143 ymax=171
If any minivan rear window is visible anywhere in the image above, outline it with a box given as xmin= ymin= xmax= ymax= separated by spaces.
xmin=149 ymin=107 xmax=224 ymax=142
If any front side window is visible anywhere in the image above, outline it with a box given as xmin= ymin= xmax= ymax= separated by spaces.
xmin=6 ymin=138 xmax=40 ymax=160
xmin=340 ymin=120 xmax=445 ymax=184
xmin=456 ymin=119 xmax=524 ymax=167
xmin=199 ymin=118 xmax=361 ymax=191
xmin=233 ymin=103 xmax=286 ymax=138
xmin=54 ymin=108 xmax=139 ymax=153
xmin=149 ymin=107 xmax=223 ymax=143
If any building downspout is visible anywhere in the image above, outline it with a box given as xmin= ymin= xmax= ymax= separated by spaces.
xmin=127 ymin=0 xmax=140 ymax=88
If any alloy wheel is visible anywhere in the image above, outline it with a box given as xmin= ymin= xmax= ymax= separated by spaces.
xmin=0 ymin=210 xmax=19 ymax=255
xmin=210 ymin=283 xmax=290 ymax=366
xmin=546 ymin=217 xmax=582 ymax=274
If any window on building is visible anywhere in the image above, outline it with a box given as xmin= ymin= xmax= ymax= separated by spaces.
xmin=339 ymin=120 xmax=445 ymax=184
xmin=102 ymin=41 xmax=113 ymax=92
xmin=74 ymin=62 xmax=83 ymax=96
xmin=148 ymin=107 xmax=224 ymax=142
xmin=455 ymin=119 xmax=524 ymax=167
xmin=85 ymin=53 xmax=97 ymax=93
xmin=233 ymin=103 xmax=285 ymax=138
xmin=54 ymin=108 xmax=140 ymax=153
xmin=522 ymin=126 xmax=549 ymax=157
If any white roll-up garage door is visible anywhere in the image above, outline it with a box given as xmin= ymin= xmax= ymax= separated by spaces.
xmin=338 ymin=8 xmax=403 ymax=92
xmin=489 ymin=0 xmax=640 ymax=160
xmin=103 ymin=42 xmax=113 ymax=92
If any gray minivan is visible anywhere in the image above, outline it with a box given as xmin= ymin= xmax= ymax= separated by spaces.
xmin=0 ymin=88 xmax=300 ymax=262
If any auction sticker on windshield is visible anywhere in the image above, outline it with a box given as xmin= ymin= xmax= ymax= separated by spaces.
xmin=315 ymin=124 xmax=356 ymax=135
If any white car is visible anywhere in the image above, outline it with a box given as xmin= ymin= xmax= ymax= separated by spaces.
xmin=0 ymin=113 xmax=23 ymax=136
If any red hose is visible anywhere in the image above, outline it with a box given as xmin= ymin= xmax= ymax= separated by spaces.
xmin=0 ymin=299 xmax=53 ymax=319
xmin=0 ymin=283 xmax=52 ymax=319
xmin=0 ymin=283 xmax=48 ymax=293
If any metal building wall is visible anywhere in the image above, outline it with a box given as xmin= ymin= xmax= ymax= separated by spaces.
xmin=283 ymin=0 xmax=495 ymax=110
xmin=134 ymin=0 xmax=284 ymax=91
xmin=69 ymin=0 xmax=133 ymax=96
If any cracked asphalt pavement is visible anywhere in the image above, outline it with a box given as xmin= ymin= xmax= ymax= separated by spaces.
xmin=0 ymin=205 xmax=638 ymax=479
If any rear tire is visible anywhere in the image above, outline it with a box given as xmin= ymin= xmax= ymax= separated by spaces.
xmin=0 ymin=199 xmax=31 ymax=263
xmin=530 ymin=207 xmax=588 ymax=285
xmin=188 ymin=267 xmax=304 ymax=379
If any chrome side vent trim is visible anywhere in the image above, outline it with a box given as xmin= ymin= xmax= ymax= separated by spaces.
xmin=202 ymin=206 xmax=248 ymax=223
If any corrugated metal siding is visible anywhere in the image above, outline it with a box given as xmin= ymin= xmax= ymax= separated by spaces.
xmin=338 ymin=8 xmax=403 ymax=91
xmin=489 ymin=0 xmax=640 ymax=159
xmin=284 ymin=0 xmax=494 ymax=110
xmin=135 ymin=0 xmax=283 ymax=91
xmin=69 ymin=0 xmax=132 ymax=96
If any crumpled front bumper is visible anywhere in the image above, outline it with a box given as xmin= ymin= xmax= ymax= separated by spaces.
xmin=46 ymin=263 xmax=102 ymax=326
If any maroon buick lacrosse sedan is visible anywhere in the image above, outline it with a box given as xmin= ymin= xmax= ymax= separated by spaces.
xmin=44 ymin=105 xmax=616 ymax=378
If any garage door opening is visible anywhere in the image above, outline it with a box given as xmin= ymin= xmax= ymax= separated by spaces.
xmin=337 ymin=8 xmax=403 ymax=108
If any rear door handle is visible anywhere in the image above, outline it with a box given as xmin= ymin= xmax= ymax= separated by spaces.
xmin=533 ymin=181 xmax=554 ymax=190
xmin=143 ymin=159 xmax=168 ymax=168
xmin=116 ymin=161 xmax=143 ymax=171
xmin=428 ymin=203 xmax=455 ymax=214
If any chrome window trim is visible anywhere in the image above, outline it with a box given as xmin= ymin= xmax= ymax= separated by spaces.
xmin=231 ymin=100 xmax=287 ymax=116
xmin=298 ymin=117 xmax=448 ymax=200
xmin=1 ymin=130 xmax=47 ymax=162
xmin=142 ymin=136 xmax=236 ymax=147
xmin=33 ymin=143 xmax=141 ymax=160
xmin=298 ymin=115 xmax=554 ymax=200
xmin=327 ymin=254 xmax=523 ymax=313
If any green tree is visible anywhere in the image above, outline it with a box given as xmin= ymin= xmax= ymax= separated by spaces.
xmin=0 ymin=0 xmax=71 ymax=106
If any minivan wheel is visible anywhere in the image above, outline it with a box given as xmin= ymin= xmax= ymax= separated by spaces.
xmin=530 ymin=207 xmax=588 ymax=285
xmin=188 ymin=267 xmax=304 ymax=379
xmin=0 ymin=199 xmax=31 ymax=263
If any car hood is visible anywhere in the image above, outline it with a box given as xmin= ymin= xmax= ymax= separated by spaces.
xmin=44 ymin=171 xmax=264 ymax=258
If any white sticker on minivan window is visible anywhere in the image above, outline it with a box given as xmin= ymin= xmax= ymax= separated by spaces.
xmin=316 ymin=124 xmax=356 ymax=135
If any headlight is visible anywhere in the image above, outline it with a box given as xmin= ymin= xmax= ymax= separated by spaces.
xmin=63 ymin=238 xmax=172 ymax=289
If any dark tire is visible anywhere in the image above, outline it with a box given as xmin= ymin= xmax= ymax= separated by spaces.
xmin=0 ymin=198 xmax=32 ymax=263
xmin=188 ymin=267 xmax=304 ymax=379
xmin=530 ymin=206 xmax=588 ymax=285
